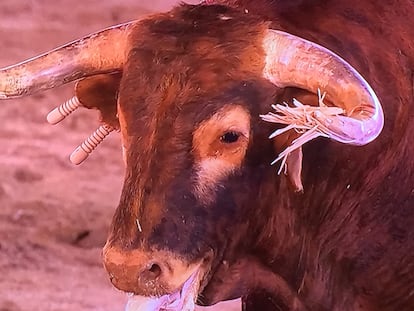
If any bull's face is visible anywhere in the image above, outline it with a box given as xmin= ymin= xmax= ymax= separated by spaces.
xmin=104 ymin=75 xmax=278 ymax=308
xmin=0 ymin=3 xmax=383 ymax=311
xmin=100 ymin=8 xmax=281 ymax=307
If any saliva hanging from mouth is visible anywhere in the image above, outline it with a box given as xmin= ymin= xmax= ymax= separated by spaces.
xmin=125 ymin=271 xmax=199 ymax=311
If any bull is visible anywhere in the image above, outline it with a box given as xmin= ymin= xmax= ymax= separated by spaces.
xmin=1 ymin=0 xmax=413 ymax=310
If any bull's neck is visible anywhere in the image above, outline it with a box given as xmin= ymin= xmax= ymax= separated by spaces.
xmin=247 ymin=175 xmax=306 ymax=283
xmin=243 ymin=159 xmax=374 ymax=310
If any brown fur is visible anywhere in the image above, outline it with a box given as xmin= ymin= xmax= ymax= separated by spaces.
xmin=90 ymin=2 xmax=414 ymax=311
xmin=192 ymin=105 xmax=250 ymax=204
xmin=75 ymin=73 xmax=121 ymax=129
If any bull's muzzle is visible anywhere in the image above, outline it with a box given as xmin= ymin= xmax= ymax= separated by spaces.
xmin=102 ymin=243 xmax=201 ymax=297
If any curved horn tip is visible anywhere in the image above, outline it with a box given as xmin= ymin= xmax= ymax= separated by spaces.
xmin=262 ymin=29 xmax=384 ymax=146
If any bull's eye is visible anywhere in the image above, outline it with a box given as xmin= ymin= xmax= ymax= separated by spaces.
xmin=220 ymin=131 xmax=240 ymax=143
xmin=192 ymin=105 xmax=250 ymax=204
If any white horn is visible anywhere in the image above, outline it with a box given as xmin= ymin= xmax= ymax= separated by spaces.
xmin=262 ymin=29 xmax=384 ymax=146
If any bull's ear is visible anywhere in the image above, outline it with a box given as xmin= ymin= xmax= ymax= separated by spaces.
xmin=273 ymin=130 xmax=303 ymax=193
xmin=269 ymin=89 xmax=317 ymax=193
xmin=45 ymin=73 xmax=123 ymax=165
xmin=75 ymin=73 xmax=122 ymax=130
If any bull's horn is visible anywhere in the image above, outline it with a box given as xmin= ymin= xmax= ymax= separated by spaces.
xmin=0 ymin=21 xmax=135 ymax=99
xmin=262 ymin=29 xmax=384 ymax=146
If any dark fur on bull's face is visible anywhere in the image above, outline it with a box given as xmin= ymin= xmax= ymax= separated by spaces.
xmin=102 ymin=4 xmax=283 ymax=299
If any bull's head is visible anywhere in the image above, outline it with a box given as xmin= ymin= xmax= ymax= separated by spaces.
xmin=0 ymin=4 xmax=383 ymax=311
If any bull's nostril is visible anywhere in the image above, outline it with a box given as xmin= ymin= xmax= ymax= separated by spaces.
xmin=148 ymin=263 xmax=162 ymax=277
xmin=140 ymin=262 xmax=162 ymax=281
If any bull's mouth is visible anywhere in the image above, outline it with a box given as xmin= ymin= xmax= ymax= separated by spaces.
xmin=125 ymin=270 xmax=200 ymax=311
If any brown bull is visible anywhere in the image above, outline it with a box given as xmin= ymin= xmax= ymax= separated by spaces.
xmin=1 ymin=0 xmax=413 ymax=310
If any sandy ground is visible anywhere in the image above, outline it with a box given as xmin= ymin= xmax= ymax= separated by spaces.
xmin=0 ymin=1 xmax=239 ymax=310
